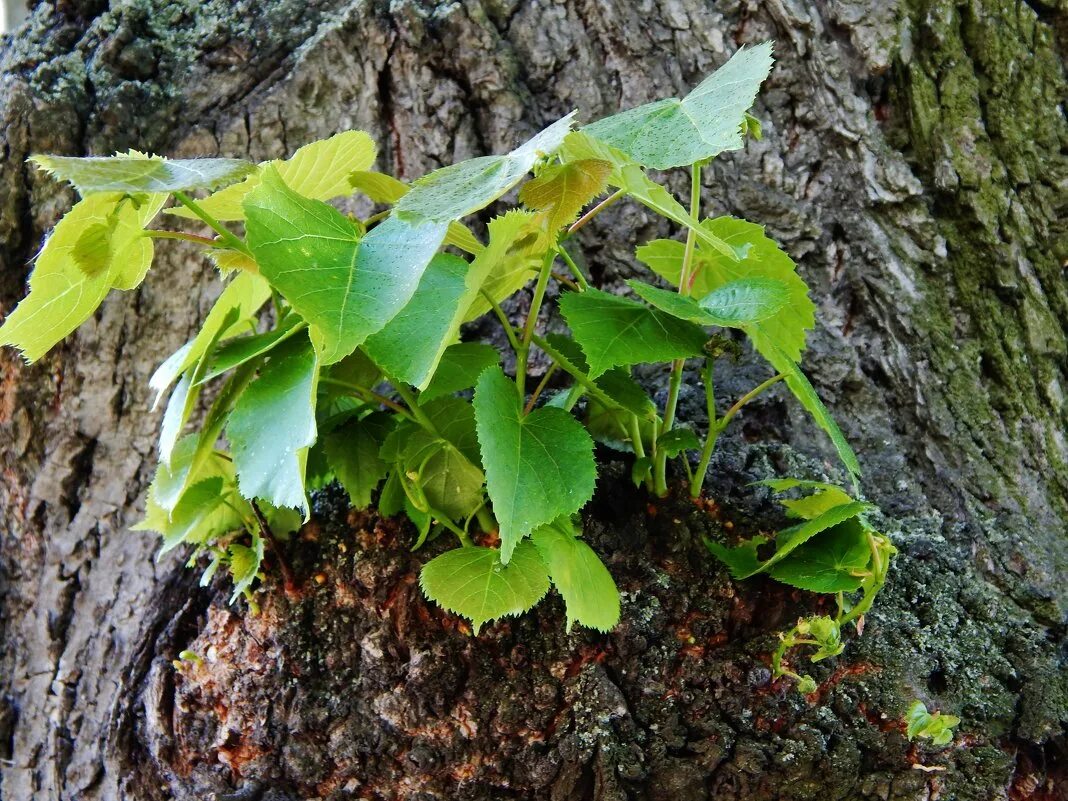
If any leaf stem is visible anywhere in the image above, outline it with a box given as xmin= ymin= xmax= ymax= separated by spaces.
xmin=529 ymin=333 xmax=628 ymax=414
xmin=516 ymin=249 xmax=556 ymax=399
xmin=652 ymin=162 xmax=703 ymax=496
xmin=479 ymin=289 xmax=522 ymax=354
xmin=691 ymin=360 xmax=717 ymax=498
xmin=250 ymin=499 xmax=296 ymax=594
xmin=690 ymin=371 xmax=785 ymax=499
xmin=145 ymin=230 xmax=225 ymax=247
xmin=319 ymin=377 xmax=413 ymax=420
xmin=719 ymin=372 xmax=786 ymax=429
xmin=523 ymin=364 xmax=558 ymax=415
xmin=172 ymin=191 xmax=253 ymax=256
xmin=567 ymin=189 xmax=624 ymax=236
xmin=652 ymin=360 xmax=685 ymax=495
xmin=391 ymin=382 xmax=443 ymax=440
xmin=556 ymin=245 xmax=590 ymax=290
xmin=474 ymin=504 xmax=497 ymax=537
xmin=677 ymin=162 xmax=702 ymax=297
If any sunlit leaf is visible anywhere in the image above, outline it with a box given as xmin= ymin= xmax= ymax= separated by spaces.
xmin=420 ymin=541 xmax=550 ymax=634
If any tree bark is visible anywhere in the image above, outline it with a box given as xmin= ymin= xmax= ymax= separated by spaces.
xmin=1 ymin=1 xmax=1065 ymax=799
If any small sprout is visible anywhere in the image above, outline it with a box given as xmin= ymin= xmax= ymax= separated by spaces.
xmin=905 ymin=700 xmax=960 ymax=747
xmin=173 ymin=649 xmax=203 ymax=670
xmin=797 ymin=675 xmax=818 ymax=694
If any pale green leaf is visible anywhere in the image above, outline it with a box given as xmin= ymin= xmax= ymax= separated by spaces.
xmin=171 ymin=131 xmax=376 ymax=221
xmin=395 ymin=113 xmax=576 ymax=224
xmin=582 ymin=42 xmax=774 ymax=169
xmin=244 ymin=166 xmax=446 ymax=364
xmin=228 ymin=533 xmax=265 ymax=603
xmin=419 ymin=541 xmax=550 ymax=634
xmin=636 ymin=216 xmax=814 ymax=361
xmin=461 ymin=210 xmax=545 ymax=322
xmin=150 ymin=270 xmax=271 ymax=406
xmin=905 ymin=701 xmax=960 ymax=747
xmin=31 ymin=152 xmax=254 ymax=193
xmin=519 ymin=159 xmax=611 ymax=234
xmin=627 ymin=277 xmax=789 ymax=327
xmin=474 ymin=367 xmax=596 ymax=563
xmin=558 ymin=287 xmax=707 ymax=377
xmin=349 ymin=170 xmax=407 ymax=203
xmin=227 ymin=336 xmax=320 ymax=511
xmin=560 ymin=131 xmax=739 ymax=260
xmin=0 ymin=192 xmax=167 ymax=362
xmin=419 ymin=343 xmax=500 ymax=403
xmin=531 ymin=519 xmax=620 ymax=633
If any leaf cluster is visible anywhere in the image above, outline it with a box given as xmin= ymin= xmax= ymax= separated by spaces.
xmin=1 ymin=42 xmax=893 ymax=644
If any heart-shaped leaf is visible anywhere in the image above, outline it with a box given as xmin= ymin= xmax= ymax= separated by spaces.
xmin=474 ymin=367 xmax=596 ymax=562
xmin=420 ymin=541 xmax=550 ymax=633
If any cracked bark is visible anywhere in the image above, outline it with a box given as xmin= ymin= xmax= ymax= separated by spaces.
xmin=0 ymin=1 xmax=1065 ymax=799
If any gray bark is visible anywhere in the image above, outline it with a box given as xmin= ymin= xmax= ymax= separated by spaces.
xmin=0 ymin=1 xmax=1064 ymax=799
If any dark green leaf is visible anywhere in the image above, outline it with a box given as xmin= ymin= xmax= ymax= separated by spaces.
xmin=419 ymin=343 xmax=500 ymax=403
xmin=559 ymin=287 xmax=707 ymax=377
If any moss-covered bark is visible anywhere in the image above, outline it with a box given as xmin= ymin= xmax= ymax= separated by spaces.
xmin=0 ymin=1 xmax=1064 ymax=799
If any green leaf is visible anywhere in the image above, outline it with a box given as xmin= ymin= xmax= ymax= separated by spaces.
xmin=244 ymin=166 xmax=447 ymax=364
xmin=706 ymin=501 xmax=870 ymax=582
xmin=382 ymin=396 xmax=485 ymax=521
xmin=636 ymin=216 xmax=814 ymax=361
xmin=474 ymin=367 xmax=596 ymax=563
xmin=171 ymin=131 xmax=377 ymax=221
xmin=519 ymin=159 xmax=611 ymax=234
xmin=323 ymin=412 xmax=391 ymax=509
xmin=395 ymin=113 xmax=575 ymax=224
xmin=228 ymin=533 xmax=265 ymax=603
xmin=227 ymin=336 xmax=320 ymax=511
xmin=531 ymin=518 xmax=620 ymax=633
xmin=764 ymin=480 xmax=854 ymax=523
xmin=419 ymin=343 xmax=500 ymax=403
xmin=905 ymin=701 xmax=960 ymax=747
xmin=199 ymin=314 xmax=306 ymax=384
xmin=150 ymin=271 xmax=272 ymax=405
xmin=766 ymin=519 xmax=872 ymax=593
xmin=704 ymin=533 xmax=768 ymax=579
xmin=419 ymin=541 xmax=550 ymax=634
xmin=401 ymin=431 xmax=486 ymax=521
xmin=349 ymin=170 xmax=407 ymax=203
xmin=0 ymin=192 xmax=167 ymax=362
xmin=657 ymin=427 xmax=701 ymax=457
xmin=595 ymin=367 xmax=658 ymax=420
xmin=134 ymin=474 xmax=244 ymax=556
xmin=560 ymin=132 xmax=740 ymax=262
xmin=460 ymin=210 xmax=545 ymax=322
xmin=582 ymin=42 xmax=774 ymax=170
xmin=31 ymin=151 xmax=254 ymax=194
xmin=628 ymin=277 xmax=789 ymax=327
xmin=363 ymin=254 xmax=472 ymax=387
xmin=559 ymin=287 xmax=707 ymax=378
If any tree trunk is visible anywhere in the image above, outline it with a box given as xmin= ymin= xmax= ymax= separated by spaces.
xmin=1 ymin=1 xmax=1065 ymax=799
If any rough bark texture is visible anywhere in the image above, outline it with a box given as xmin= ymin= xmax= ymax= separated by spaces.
xmin=1 ymin=1 xmax=1065 ymax=799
